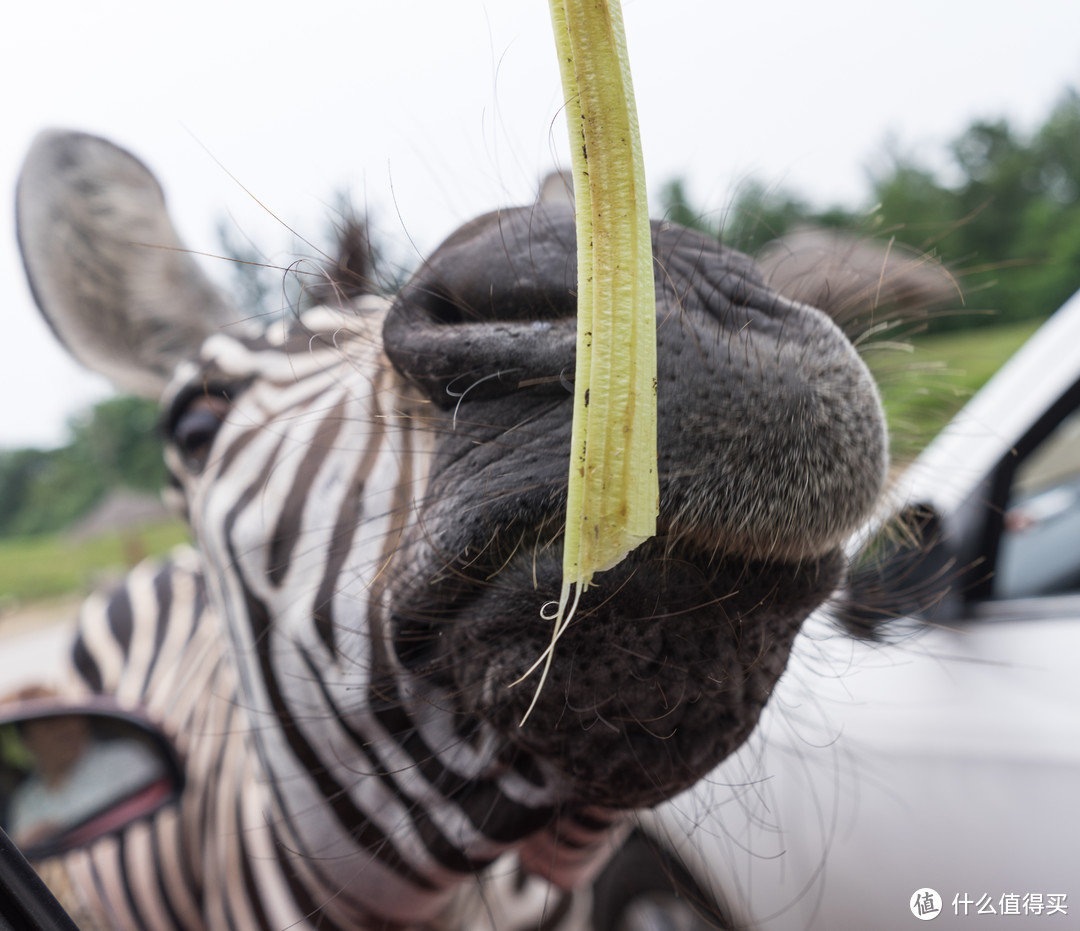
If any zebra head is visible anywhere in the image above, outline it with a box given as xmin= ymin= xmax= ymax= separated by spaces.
xmin=17 ymin=131 xmax=886 ymax=889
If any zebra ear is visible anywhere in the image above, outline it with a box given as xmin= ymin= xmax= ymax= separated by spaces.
xmin=16 ymin=130 xmax=237 ymax=398
xmin=755 ymin=227 xmax=957 ymax=326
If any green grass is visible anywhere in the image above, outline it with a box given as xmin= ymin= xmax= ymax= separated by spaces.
xmin=870 ymin=319 xmax=1045 ymax=463
xmin=0 ymin=520 xmax=190 ymax=604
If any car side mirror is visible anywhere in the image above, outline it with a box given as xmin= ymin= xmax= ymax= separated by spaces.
xmin=839 ymin=503 xmax=961 ymax=636
xmin=0 ymin=697 xmax=183 ymax=860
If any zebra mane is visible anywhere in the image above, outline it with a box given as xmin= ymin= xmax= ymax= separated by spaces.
xmin=305 ymin=214 xmax=381 ymax=307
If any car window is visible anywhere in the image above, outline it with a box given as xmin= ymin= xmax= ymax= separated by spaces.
xmin=996 ymin=405 xmax=1080 ymax=599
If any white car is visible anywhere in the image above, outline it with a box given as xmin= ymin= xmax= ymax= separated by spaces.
xmin=618 ymin=290 xmax=1080 ymax=929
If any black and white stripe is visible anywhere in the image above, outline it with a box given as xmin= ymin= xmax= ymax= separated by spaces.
xmin=60 ymin=546 xmax=608 ymax=930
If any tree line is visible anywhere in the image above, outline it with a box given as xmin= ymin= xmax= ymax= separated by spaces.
xmin=662 ymin=87 xmax=1080 ymax=333
xmin=0 ymin=397 xmax=166 ymax=538
xmin=3 ymin=88 xmax=1079 ymax=539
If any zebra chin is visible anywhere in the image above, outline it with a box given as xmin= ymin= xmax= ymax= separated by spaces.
xmin=390 ymin=537 xmax=847 ymax=811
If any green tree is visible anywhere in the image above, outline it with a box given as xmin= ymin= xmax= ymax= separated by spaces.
xmin=0 ymin=397 xmax=166 ymax=538
xmin=870 ymin=90 xmax=1080 ymax=331
xmin=658 ymin=177 xmax=851 ymax=256
xmin=658 ymin=178 xmax=720 ymax=237
xmin=0 ymin=445 xmax=104 ymax=537
xmin=721 ymin=180 xmax=820 ymax=255
xmin=869 ymin=158 xmax=959 ymax=250
xmin=0 ymin=449 xmax=53 ymax=536
xmin=663 ymin=88 xmax=1080 ymax=333
xmin=65 ymin=397 xmax=166 ymax=494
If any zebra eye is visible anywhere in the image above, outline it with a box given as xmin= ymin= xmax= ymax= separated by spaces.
xmin=168 ymin=390 xmax=232 ymax=473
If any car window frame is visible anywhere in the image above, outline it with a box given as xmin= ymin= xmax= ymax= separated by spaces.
xmin=970 ymin=374 xmax=1080 ymax=605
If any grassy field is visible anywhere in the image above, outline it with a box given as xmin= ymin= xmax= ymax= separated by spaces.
xmin=0 ymin=519 xmax=190 ymax=605
xmin=0 ymin=319 xmax=1047 ymax=607
xmin=869 ymin=319 xmax=1044 ymax=463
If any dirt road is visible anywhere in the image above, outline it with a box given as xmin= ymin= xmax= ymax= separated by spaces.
xmin=0 ymin=595 xmax=81 ymax=694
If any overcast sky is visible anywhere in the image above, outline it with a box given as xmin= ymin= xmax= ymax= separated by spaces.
xmin=3 ymin=0 xmax=1080 ymax=449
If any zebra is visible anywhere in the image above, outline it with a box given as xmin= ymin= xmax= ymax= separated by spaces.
xmin=14 ymin=128 xmax=891 ymax=930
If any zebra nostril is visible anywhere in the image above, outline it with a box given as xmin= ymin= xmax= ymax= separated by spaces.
xmin=421 ymin=290 xmax=468 ymax=326
xmin=383 ymin=310 xmax=578 ymax=408
xmin=382 ymin=204 xmax=581 ymax=406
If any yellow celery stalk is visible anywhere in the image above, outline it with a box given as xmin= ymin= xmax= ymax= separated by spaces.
xmin=518 ymin=0 xmax=658 ymax=723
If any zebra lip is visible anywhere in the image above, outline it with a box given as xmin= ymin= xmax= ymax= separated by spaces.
xmin=429 ymin=538 xmax=847 ymax=810
xmin=387 ymin=516 xmax=845 ymax=808
xmin=517 ymin=828 xmax=617 ymax=891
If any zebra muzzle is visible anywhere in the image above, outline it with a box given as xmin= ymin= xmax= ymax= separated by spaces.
xmin=395 ymin=537 xmax=847 ymax=811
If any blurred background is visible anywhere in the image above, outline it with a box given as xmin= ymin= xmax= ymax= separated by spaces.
xmin=2 ymin=0 xmax=1079 ymax=609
